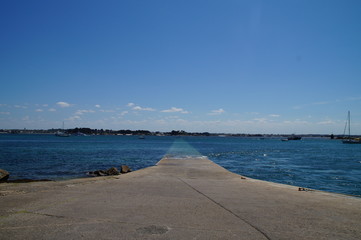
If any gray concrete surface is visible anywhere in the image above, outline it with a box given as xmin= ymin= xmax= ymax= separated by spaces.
xmin=1 ymin=156 xmax=361 ymax=239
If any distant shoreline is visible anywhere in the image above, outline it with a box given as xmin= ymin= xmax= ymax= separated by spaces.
xmin=0 ymin=129 xmax=349 ymax=138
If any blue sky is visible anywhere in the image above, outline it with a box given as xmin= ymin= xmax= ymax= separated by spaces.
xmin=1 ymin=0 xmax=361 ymax=134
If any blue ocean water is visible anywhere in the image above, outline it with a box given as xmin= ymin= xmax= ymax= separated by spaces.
xmin=0 ymin=134 xmax=360 ymax=196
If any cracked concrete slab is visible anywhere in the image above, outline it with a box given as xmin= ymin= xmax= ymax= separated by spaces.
xmin=1 ymin=156 xmax=361 ymax=239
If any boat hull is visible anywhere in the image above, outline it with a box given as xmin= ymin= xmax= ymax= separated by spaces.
xmin=343 ymin=139 xmax=361 ymax=144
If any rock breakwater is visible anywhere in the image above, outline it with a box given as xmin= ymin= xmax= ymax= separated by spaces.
xmin=87 ymin=165 xmax=132 ymax=177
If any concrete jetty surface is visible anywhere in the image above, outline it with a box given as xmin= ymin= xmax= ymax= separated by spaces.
xmin=1 ymin=156 xmax=361 ymax=239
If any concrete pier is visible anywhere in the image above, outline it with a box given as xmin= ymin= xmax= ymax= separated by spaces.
xmin=1 ymin=156 xmax=361 ymax=239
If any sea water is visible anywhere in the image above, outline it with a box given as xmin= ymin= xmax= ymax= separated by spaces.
xmin=0 ymin=134 xmax=360 ymax=196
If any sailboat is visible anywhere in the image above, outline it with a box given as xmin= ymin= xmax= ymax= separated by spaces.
xmin=342 ymin=111 xmax=361 ymax=144
xmin=55 ymin=122 xmax=70 ymax=137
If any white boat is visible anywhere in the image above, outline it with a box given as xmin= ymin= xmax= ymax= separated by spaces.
xmin=55 ymin=131 xmax=70 ymax=137
xmin=72 ymin=132 xmax=88 ymax=136
xmin=342 ymin=111 xmax=361 ymax=144
xmin=55 ymin=122 xmax=70 ymax=137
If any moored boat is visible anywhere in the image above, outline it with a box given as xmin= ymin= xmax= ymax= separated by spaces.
xmin=55 ymin=131 xmax=70 ymax=137
xmin=287 ymin=136 xmax=302 ymax=140
xmin=55 ymin=122 xmax=70 ymax=137
xmin=343 ymin=138 xmax=361 ymax=144
xmin=282 ymin=135 xmax=302 ymax=141
xmin=342 ymin=111 xmax=361 ymax=144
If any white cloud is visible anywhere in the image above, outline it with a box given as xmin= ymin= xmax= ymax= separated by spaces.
xmin=293 ymin=96 xmax=361 ymax=110
xmin=317 ymin=120 xmax=335 ymax=125
xmin=35 ymin=109 xmax=43 ymax=112
xmin=253 ymin=118 xmax=267 ymax=123
xmin=245 ymin=112 xmax=260 ymax=115
xmin=67 ymin=115 xmax=81 ymax=121
xmin=126 ymin=103 xmax=155 ymax=111
xmin=0 ymin=112 xmax=10 ymax=115
xmin=269 ymin=114 xmax=280 ymax=117
xmin=346 ymin=96 xmax=361 ymax=101
xmin=14 ymin=105 xmax=27 ymax=109
xmin=313 ymin=101 xmax=330 ymax=105
xmin=95 ymin=104 xmax=101 ymax=108
xmin=208 ymin=108 xmax=225 ymax=115
xmin=75 ymin=109 xmax=96 ymax=115
xmin=99 ymin=109 xmax=115 ymax=113
xmin=292 ymin=105 xmax=304 ymax=110
xmin=161 ymin=107 xmax=189 ymax=114
xmin=56 ymin=101 xmax=71 ymax=108
xmin=283 ymin=120 xmax=310 ymax=125
xmin=165 ymin=115 xmax=180 ymax=119
xmin=133 ymin=106 xmax=156 ymax=111
xmin=120 ymin=111 xmax=128 ymax=116
xmin=48 ymin=108 xmax=56 ymax=112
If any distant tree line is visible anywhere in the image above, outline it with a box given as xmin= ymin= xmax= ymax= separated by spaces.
xmin=0 ymin=128 xmax=346 ymax=138
xmin=64 ymin=128 xmax=211 ymax=136
xmin=66 ymin=128 xmax=152 ymax=135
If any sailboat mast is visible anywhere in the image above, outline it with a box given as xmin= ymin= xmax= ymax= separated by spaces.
xmin=342 ymin=111 xmax=361 ymax=144
xmin=348 ymin=111 xmax=351 ymax=138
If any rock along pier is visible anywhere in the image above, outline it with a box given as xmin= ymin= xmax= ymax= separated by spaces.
xmin=1 ymin=156 xmax=361 ymax=239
